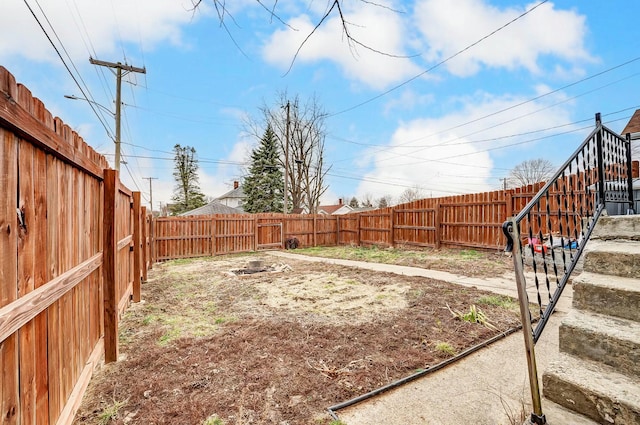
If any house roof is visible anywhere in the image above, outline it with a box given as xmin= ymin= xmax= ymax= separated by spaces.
xmin=349 ymin=206 xmax=376 ymax=214
xmin=621 ymin=109 xmax=640 ymax=136
xmin=317 ymin=204 xmax=346 ymax=214
xmin=179 ymin=200 xmax=242 ymax=216
xmin=216 ymin=185 xmax=245 ymax=200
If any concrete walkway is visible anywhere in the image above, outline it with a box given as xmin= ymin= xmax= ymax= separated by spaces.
xmin=266 ymin=251 xmax=597 ymax=425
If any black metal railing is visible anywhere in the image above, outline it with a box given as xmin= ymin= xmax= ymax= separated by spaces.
xmin=502 ymin=113 xmax=634 ymax=425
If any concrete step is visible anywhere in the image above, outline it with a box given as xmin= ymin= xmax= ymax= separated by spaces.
xmin=559 ymin=310 xmax=640 ymax=378
xmin=582 ymin=239 xmax=640 ymax=279
xmin=543 ymin=354 xmax=640 ymax=425
xmin=572 ymin=272 xmax=640 ymax=322
xmin=591 ymin=215 xmax=640 ymax=241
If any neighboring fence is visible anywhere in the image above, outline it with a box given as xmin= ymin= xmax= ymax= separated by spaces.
xmin=0 ymin=67 xmax=149 ymax=425
xmin=153 ymin=186 xmax=544 ymax=260
xmin=154 ymin=214 xmax=341 ymax=260
xmin=502 ymin=113 xmax=634 ymax=424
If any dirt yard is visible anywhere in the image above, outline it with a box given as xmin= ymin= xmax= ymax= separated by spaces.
xmin=73 ymin=250 xmax=520 ymax=425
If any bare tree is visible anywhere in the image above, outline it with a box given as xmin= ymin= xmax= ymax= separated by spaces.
xmin=507 ymin=158 xmax=556 ymax=188
xmin=248 ymin=92 xmax=330 ymax=213
xmin=360 ymin=193 xmax=374 ymax=208
xmin=190 ymin=0 xmax=406 ymax=68
xmin=397 ymin=186 xmax=425 ymax=205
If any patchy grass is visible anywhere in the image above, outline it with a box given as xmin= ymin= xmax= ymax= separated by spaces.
xmin=73 ymin=255 xmax=522 ymax=425
xmin=294 ymin=245 xmax=512 ymax=278
xmin=97 ymin=399 xmax=127 ymax=425
xmin=202 ymin=415 xmax=225 ymax=425
xmin=447 ymin=304 xmax=498 ymax=330
xmin=434 ymin=341 xmax=457 ymax=357
xmin=477 ymin=295 xmax=519 ymax=311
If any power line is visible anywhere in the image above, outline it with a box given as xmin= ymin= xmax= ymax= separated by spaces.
xmin=23 ymin=0 xmax=114 ymax=140
xmin=329 ymin=57 xmax=640 ymax=164
xmin=329 ymin=0 xmax=549 ymax=117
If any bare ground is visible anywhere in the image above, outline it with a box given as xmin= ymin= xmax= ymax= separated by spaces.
xmin=73 ymin=251 xmax=519 ymax=425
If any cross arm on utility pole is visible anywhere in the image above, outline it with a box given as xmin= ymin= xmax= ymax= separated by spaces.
xmin=89 ymin=57 xmax=146 ymax=172
xmin=143 ymin=177 xmax=158 ymax=213
xmin=89 ymin=57 xmax=146 ymax=74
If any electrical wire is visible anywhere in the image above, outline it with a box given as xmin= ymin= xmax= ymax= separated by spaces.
xmin=329 ymin=0 xmax=550 ymax=117
xmin=24 ymin=0 xmax=115 ymax=140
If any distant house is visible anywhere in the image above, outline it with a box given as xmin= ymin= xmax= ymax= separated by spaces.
xmin=179 ymin=200 xmax=242 ymax=216
xmin=216 ymin=181 xmax=245 ymax=211
xmin=622 ymin=109 xmax=640 ymax=137
xmin=317 ymin=198 xmax=379 ymax=215
xmin=622 ymin=109 xmax=640 ymax=160
xmin=349 ymin=206 xmax=376 ymax=214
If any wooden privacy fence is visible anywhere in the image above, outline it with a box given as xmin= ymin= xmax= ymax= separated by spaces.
xmin=154 ymin=164 xmax=640 ymax=262
xmin=0 ymin=67 xmax=150 ymax=425
xmin=153 ymin=213 xmax=340 ymax=260
xmin=153 ymin=187 xmax=533 ymax=261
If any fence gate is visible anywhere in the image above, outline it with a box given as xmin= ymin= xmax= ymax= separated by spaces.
xmin=256 ymin=218 xmax=283 ymax=250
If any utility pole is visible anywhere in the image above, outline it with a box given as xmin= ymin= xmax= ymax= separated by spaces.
xmin=89 ymin=57 xmax=146 ymax=171
xmin=284 ymin=101 xmax=290 ymax=214
xmin=143 ymin=177 xmax=158 ymax=213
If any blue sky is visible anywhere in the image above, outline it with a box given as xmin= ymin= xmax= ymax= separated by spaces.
xmin=2 ymin=0 xmax=640 ymax=211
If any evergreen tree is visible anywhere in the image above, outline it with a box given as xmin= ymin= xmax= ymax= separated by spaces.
xmin=243 ymin=125 xmax=284 ymax=213
xmin=170 ymin=144 xmax=206 ymax=215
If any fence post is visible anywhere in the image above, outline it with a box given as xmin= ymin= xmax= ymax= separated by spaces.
xmin=389 ymin=208 xmax=395 ymax=247
xmin=211 ymin=217 xmax=216 ymax=256
xmin=336 ymin=215 xmax=340 ymax=246
xmin=435 ymin=201 xmax=441 ymax=249
xmin=356 ymin=213 xmax=361 ymax=246
xmin=313 ymin=214 xmax=317 ymax=247
xmin=132 ymin=192 xmax=141 ymax=303
xmin=103 ymin=169 xmax=118 ymax=363
xmin=282 ymin=213 xmax=286 ymax=249
xmin=149 ymin=214 xmax=155 ymax=269
xmin=141 ymin=206 xmax=148 ymax=282
xmin=254 ymin=217 xmax=258 ymax=251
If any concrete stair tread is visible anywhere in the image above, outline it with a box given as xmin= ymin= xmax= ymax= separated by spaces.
xmin=584 ymin=239 xmax=640 ymax=255
xmin=591 ymin=215 xmax=640 ymax=240
xmin=572 ymin=271 xmax=640 ymax=294
xmin=563 ymin=309 xmax=640 ymax=345
xmin=582 ymin=238 xmax=640 ymax=279
xmin=544 ymin=353 xmax=640 ymax=409
xmin=572 ymin=270 xmax=640 ymax=321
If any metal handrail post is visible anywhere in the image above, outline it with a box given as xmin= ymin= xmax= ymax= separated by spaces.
xmin=508 ymin=219 xmax=546 ymax=425
xmin=595 ymin=113 xmax=606 ymax=206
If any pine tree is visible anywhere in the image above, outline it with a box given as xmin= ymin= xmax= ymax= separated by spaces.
xmin=170 ymin=144 xmax=206 ymax=215
xmin=243 ymin=125 xmax=284 ymax=213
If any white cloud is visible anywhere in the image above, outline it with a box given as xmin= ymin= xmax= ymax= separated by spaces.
xmin=383 ymin=89 xmax=435 ymax=115
xmin=356 ymin=89 xmax=576 ymax=200
xmin=414 ymin=0 xmax=593 ymax=77
xmin=261 ymin=2 xmax=422 ymax=90
xmin=0 ymin=0 xmax=199 ymax=64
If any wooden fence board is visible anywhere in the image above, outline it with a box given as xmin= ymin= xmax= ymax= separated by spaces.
xmin=18 ymin=139 xmax=36 ymax=425
xmin=1 ymin=67 xmax=147 ymax=425
xmin=1 ymin=126 xmax=19 ymax=424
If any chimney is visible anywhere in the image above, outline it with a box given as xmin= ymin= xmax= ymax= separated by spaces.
xmin=338 ymin=198 xmax=343 ymax=205
xmin=234 ymin=181 xmax=239 ymax=189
